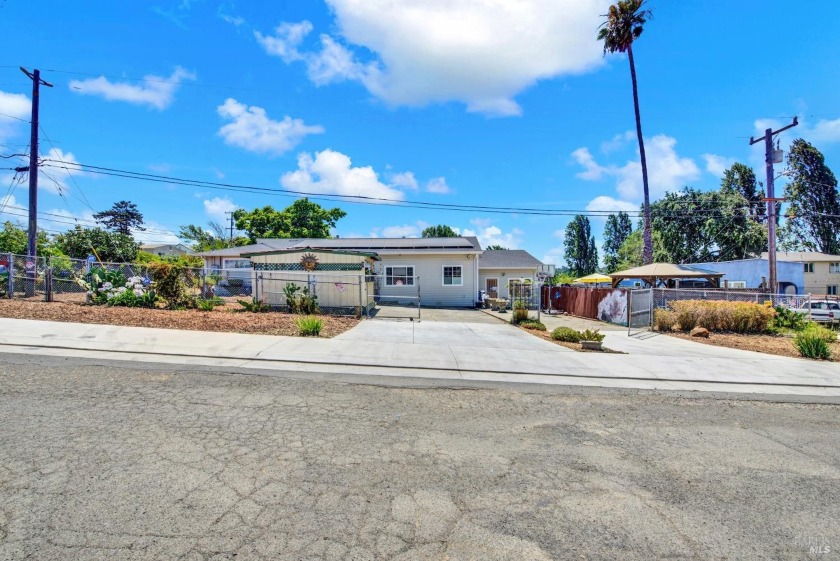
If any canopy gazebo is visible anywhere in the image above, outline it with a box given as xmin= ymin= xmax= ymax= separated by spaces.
xmin=608 ymin=263 xmax=724 ymax=289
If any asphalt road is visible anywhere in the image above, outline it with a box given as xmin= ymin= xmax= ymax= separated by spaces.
xmin=1 ymin=354 xmax=838 ymax=560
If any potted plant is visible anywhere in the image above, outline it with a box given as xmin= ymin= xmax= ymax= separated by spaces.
xmin=578 ymin=329 xmax=605 ymax=351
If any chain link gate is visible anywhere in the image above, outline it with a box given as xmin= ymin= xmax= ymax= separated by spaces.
xmin=627 ymin=288 xmax=653 ymax=335
xmin=367 ymin=273 xmax=421 ymax=320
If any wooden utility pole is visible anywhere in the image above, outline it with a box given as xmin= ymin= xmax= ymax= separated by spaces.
xmin=20 ymin=67 xmax=52 ymax=296
xmin=750 ymin=117 xmax=797 ymax=294
xmin=225 ymin=211 xmax=235 ymax=245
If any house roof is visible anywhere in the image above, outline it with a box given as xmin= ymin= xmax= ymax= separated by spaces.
xmin=140 ymin=243 xmax=188 ymax=251
xmin=761 ymin=251 xmax=840 ymax=262
xmin=478 ymin=249 xmax=542 ymax=269
xmin=194 ymin=237 xmax=482 ymax=257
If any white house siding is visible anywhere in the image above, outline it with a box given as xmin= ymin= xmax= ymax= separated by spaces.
xmin=375 ymin=254 xmax=478 ymax=307
xmin=479 ymin=268 xmax=537 ymax=300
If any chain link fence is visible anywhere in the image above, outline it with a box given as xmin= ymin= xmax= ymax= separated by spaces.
xmin=368 ymin=274 xmax=420 ymax=319
xmin=652 ymin=287 xmax=808 ymax=311
xmin=256 ymin=271 xmax=371 ymax=317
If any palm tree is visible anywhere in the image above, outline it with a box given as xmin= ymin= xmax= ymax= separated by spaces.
xmin=598 ymin=0 xmax=654 ymax=264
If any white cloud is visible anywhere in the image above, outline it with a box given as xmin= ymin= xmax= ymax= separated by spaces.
xmin=257 ymin=0 xmax=608 ymax=116
xmin=426 ymin=176 xmax=451 ymax=194
xmin=0 ymin=90 xmax=30 ymax=142
xmin=461 ymin=225 xmax=523 ymax=249
xmin=217 ymin=98 xmax=324 ymax=156
xmin=134 ymin=221 xmax=182 ymax=245
xmin=470 ymin=217 xmax=493 ymax=229
xmin=203 ymin=197 xmax=238 ymax=222
xmin=542 ymin=230 xmax=566 ymax=267
xmin=754 ymin=116 xmax=840 ymax=150
xmin=586 ymin=195 xmax=638 ymax=219
xmin=573 ymin=134 xmax=701 ymax=200
xmin=69 ymin=67 xmax=196 ymax=110
xmin=809 ymin=118 xmax=840 ymax=144
xmin=38 ymin=148 xmax=83 ymax=195
xmin=381 ymin=224 xmax=421 ymax=238
xmin=702 ymin=153 xmax=735 ymax=177
xmin=281 ymin=149 xmax=406 ymax=201
xmin=600 ymin=130 xmax=635 ymax=154
xmin=389 ymin=171 xmax=418 ymax=190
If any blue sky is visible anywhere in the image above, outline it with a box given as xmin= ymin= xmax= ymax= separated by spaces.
xmin=1 ymin=0 xmax=839 ymax=265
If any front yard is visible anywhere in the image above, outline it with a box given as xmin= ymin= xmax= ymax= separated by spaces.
xmin=0 ymin=300 xmax=359 ymax=337
xmin=667 ymin=330 xmax=840 ymax=361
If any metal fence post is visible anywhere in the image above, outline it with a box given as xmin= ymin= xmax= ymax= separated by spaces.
xmin=358 ymin=272 xmax=364 ymax=319
xmin=44 ymin=264 xmax=52 ymax=302
xmin=7 ymin=253 xmax=14 ymax=298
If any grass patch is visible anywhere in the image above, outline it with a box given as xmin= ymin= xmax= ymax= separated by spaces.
xmin=296 ymin=315 xmax=324 ymax=337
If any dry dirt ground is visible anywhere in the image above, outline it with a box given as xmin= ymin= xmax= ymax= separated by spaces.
xmin=667 ymin=331 xmax=840 ymax=361
xmin=0 ymin=299 xmax=359 ymax=338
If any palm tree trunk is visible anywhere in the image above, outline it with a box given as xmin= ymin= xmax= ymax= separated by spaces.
xmin=627 ymin=45 xmax=653 ymax=264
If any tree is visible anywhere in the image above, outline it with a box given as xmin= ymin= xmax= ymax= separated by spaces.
xmin=721 ymin=163 xmax=766 ymax=221
xmin=602 ymin=212 xmax=633 ymax=272
xmin=0 ymin=221 xmax=55 ymax=256
xmin=614 ymin=229 xmax=670 ymax=271
xmin=781 ymin=139 xmax=840 ymax=254
xmin=53 ymin=226 xmax=139 ymax=262
xmin=179 ymin=222 xmax=248 ymax=252
xmin=564 ymin=215 xmax=598 ymax=276
xmin=598 ymin=0 xmax=654 ymax=264
xmin=485 ymin=244 xmax=508 ymax=250
xmin=421 ymin=225 xmax=458 ymax=238
xmin=233 ymin=199 xmax=347 ymax=243
xmin=93 ymin=200 xmax=145 ymax=236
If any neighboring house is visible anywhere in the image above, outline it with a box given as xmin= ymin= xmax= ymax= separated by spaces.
xmin=762 ymin=252 xmax=840 ymax=296
xmin=692 ymin=258 xmax=804 ymax=294
xmin=195 ymin=237 xmax=483 ymax=307
xmin=478 ymin=250 xmax=544 ymax=300
xmin=140 ymin=243 xmax=191 ymax=257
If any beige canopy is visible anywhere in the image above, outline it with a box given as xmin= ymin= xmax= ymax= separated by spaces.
xmin=608 ymin=263 xmax=724 ymax=288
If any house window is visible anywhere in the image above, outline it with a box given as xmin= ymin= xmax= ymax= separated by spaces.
xmin=830 ymin=263 xmax=840 ymax=273
xmin=828 ymin=285 xmax=838 ymax=296
xmin=442 ymin=266 xmax=463 ymax=286
xmin=804 ymin=262 xmax=815 ymax=273
xmin=224 ymin=259 xmax=251 ymax=269
xmin=727 ymin=281 xmax=747 ymax=289
xmin=385 ymin=266 xmax=414 ymax=286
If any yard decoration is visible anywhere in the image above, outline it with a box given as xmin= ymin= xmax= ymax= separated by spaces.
xmin=300 ymin=253 xmax=319 ymax=271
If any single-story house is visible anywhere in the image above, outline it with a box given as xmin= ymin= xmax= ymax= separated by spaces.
xmin=140 ymin=243 xmax=191 ymax=257
xmin=693 ymin=258 xmax=804 ymax=294
xmin=195 ymin=237 xmax=483 ymax=307
xmin=478 ymin=249 xmax=544 ymax=300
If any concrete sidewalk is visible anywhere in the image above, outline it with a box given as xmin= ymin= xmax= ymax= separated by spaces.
xmin=0 ymin=318 xmax=838 ymax=397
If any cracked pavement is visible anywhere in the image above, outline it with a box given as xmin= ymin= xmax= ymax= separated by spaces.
xmin=0 ymin=355 xmax=839 ymax=560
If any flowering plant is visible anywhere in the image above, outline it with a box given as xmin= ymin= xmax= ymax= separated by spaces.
xmin=75 ymin=268 xmax=157 ymax=308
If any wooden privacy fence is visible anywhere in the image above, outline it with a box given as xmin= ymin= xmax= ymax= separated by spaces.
xmin=541 ymin=286 xmax=629 ymax=325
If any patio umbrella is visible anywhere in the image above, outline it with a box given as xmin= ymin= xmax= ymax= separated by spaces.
xmin=574 ymin=273 xmax=612 ymax=284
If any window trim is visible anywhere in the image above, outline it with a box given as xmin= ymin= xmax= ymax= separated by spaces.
xmin=384 ymin=265 xmax=415 ymax=287
xmin=804 ymin=262 xmax=815 ymax=273
xmin=442 ymin=265 xmax=464 ymax=287
xmin=830 ymin=263 xmax=840 ymax=274
xmin=828 ymin=285 xmax=839 ymax=296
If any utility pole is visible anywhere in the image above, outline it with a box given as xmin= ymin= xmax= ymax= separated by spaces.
xmin=225 ymin=211 xmax=235 ymax=246
xmin=750 ymin=116 xmax=797 ymax=294
xmin=20 ymin=67 xmax=52 ymax=296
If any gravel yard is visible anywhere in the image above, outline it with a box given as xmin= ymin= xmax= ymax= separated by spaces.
xmin=0 ymin=299 xmax=359 ymax=337
xmin=667 ymin=330 xmax=840 ymax=361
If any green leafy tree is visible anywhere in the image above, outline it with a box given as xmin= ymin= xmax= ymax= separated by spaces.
xmin=233 ymin=199 xmax=346 ymax=243
xmin=614 ymin=229 xmax=670 ymax=271
xmin=53 ymin=226 xmax=139 ymax=262
xmin=602 ymin=212 xmax=633 ymax=272
xmin=721 ymin=163 xmax=767 ymax=221
xmin=179 ymin=222 xmax=248 ymax=252
xmin=421 ymin=224 xmax=458 ymax=238
xmin=781 ymin=139 xmax=840 ymax=253
xmin=93 ymin=200 xmax=145 ymax=236
xmin=0 ymin=221 xmax=57 ymax=256
xmin=564 ymin=215 xmax=598 ymax=276
xmin=485 ymin=244 xmax=508 ymax=250
xmin=598 ymin=0 xmax=654 ymax=264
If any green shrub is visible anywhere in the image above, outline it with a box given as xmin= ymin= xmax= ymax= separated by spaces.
xmin=511 ymin=307 xmax=529 ymax=324
xmin=579 ymin=329 xmax=605 ymax=342
xmin=551 ymin=327 xmax=581 ymax=343
xmin=198 ymin=299 xmax=216 ymax=311
xmin=238 ymin=297 xmax=271 ymax=313
xmin=802 ymin=323 xmax=837 ymax=344
xmin=296 ymin=316 xmax=323 ymax=336
xmin=148 ymin=262 xmax=197 ymax=309
xmin=794 ymin=329 xmax=833 ymax=360
xmin=283 ymin=283 xmax=320 ymax=315
xmin=520 ymin=320 xmax=547 ymax=331
xmin=772 ymin=305 xmax=807 ymax=331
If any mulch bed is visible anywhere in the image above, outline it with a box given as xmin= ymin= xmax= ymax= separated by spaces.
xmin=666 ymin=331 xmax=840 ymax=361
xmin=0 ymin=299 xmax=359 ymax=338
